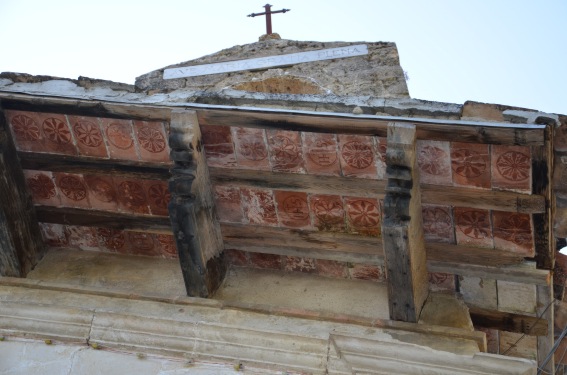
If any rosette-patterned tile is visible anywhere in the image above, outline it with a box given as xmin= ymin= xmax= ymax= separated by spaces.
xmin=344 ymin=197 xmax=381 ymax=236
xmin=417 ymin=140 xmax=452 ymax=185
xmin=133 ymin=120 xmax=171 ymax=164
xmin=39 ymin=223 xmax=68 ymax=247
xmin=315 ymin=259 xmax=348 ymax=279
xmin=267 ymin=130 xmax=305 ymax=173
xmin=374 ymin=137 xmax=388 ymax=179
xmin=274 ymin=191 xmax=311 ymax=228
xmin=65 ymin=226 xmax=99 ymax=250
xmin=144 ymin=180 xmax=170 ymax=216
xmin=128 ymin=231 xmax=160 ymax=257
xmin=232 ymin=127 xmax=270 ymax=170
xmin=450 ymin=142 xmax=490 ymax=188
xmin=492 ymin=211 xmax=534 ymax=256
xmin=5 ymin=110 xmax=47 ymax=152
xmin=310 ymin=194 xmax=345 ymax=231
xmin=225 ymin=249 xmax=249 ymax=266
xmin=422 ymin=204 xmax=455 ymax=243
xmin=284 ymin=256 xmax=316 ymax=273
xmin=155 ymin=234 xmax=178 ymax=258
xmin=428 ymin=272 xmax=455 ymax=291
xmin=338 ymin=135 xmax=377 ymax=178
xmin=491 ymin=145 xmax=531 ymax=193
xmin=349 ymin=264 xmax=384 ymax=282
xmin=454 ymin=207 xmax=493 ymax=248
xmin=54 ymin=172 xmax=91 ymax=209
xmin=68 ymin=115 xmax=108 ymax=158
xmin=84 ymin=174 xmax=118 ymax=211
xmin=240 ymin=188 xmax=278 ymax=226
xmin=303 ymin=132 xmax=340 ymax=176
xmin=100 ymin=118 xmax=139 ymax=161
xmin=213 ymin=186 xmax=244 ymax=223
xmin=249 ymin=252 xmax=282 ymax=269
xmin=96 ymin=228 xmax=131 ymax=253
xmin=24 ymin=170 xmax=61 ymax=206
xmin=199 ymin=125 xmax=236 ymax=168
xmin=114 ymin=178 xmax=150 ymax=214
xmin=37 ymin=112 xmax=77 ymax=155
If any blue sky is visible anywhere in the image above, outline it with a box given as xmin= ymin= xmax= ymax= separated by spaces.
xmin=1 ymin=0 xmax=565 ymax=114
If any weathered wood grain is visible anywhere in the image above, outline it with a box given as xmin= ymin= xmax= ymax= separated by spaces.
xmin=468 ymin=306 xmax=547 ymax=336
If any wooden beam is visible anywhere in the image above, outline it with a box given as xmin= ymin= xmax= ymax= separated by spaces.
xmin=468 ymin=306 xmax=548 ymax=336
xmin=532 ymin=141 xmax=553 ymax=269
xmin=168 ymin=109 xmax=225 ymax=298
xmin=210 ymin=167 xmax=545 ymax=214
xmin=537 ymin=284 xmax=554 ymax=373
xmin=381 ymin=123 xmax=428 ymax=322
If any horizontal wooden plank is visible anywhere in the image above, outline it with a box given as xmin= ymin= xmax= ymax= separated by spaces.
xmin=19 ymin=152 xmax=171 ymax=180
xmin=198 ymin=109 xmax=545 ymax=146
xmin=468 ymin=306 xmax=547 ymax=336
xmin=35 ymin=206 xmax=172 ymax=233
xmin=210 ymin=168 xmax=545 ymax=213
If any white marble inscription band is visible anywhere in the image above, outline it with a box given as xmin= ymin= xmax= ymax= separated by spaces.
xmin=163 ymin=44 xmax=368 ymax=79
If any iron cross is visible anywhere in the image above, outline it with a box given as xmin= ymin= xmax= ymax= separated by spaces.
xmin=247 ymin=4 xmax=290 ymax=35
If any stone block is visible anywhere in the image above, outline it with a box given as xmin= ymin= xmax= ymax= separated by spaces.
xmin=459 ymin=276 xmax=497 ymax=310
xmin=497 ymin=280 xmax=537 ymax=315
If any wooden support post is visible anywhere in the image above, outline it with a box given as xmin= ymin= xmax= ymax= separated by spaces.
xmin=382 ymin=122 xmax=429 ymax=322
xmin=538 ymin=284 xmax=555 ymax=374
xmin=168 ymin=109 xmax=226 ymax=297
xmin=0 ymin=109 xmax=45 ymax=276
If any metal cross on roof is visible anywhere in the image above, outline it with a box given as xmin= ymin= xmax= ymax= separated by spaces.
xmin=247 ymin=4 xmax=290 ymax=35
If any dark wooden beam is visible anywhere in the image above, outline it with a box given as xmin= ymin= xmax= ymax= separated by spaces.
xmin=468 ymin=306 xmax=548 ymax=336
xmin=168 ymin=109 xmax=225 ymax=298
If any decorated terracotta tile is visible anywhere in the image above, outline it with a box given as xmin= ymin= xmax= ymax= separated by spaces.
xmin=374 ymin=136 xmax=388 ymax=179
xmin=225 ymin=249 xmax=249 ymax=266
xmin=96 ymin=228 xmax=130 ymax=253
xmin=144 ymin=180 xmax=171 ymax=216
xmin=315 ymin=259 xmax=348 ymax=279
xmin=274 ymin=191 xmax=311 ymax=228
xmin=422 ymin=204 xmax=455 ymax=243
xmin=155 ymin=233 xmax=178 ymax=258
xmin=338 ymin=135 xmax=377 ymax=178
xmin=450 ymin=142 xmax=490 ymax=188
xmin=83 ymin=174 xmax=118 ymax=211
xmin=417 ymin=140 xmax=452 ymax=185
xmin=5 ymin=110 xmax=48 ymax=153
xmin=213 ymin=186 xmax=244 ymax=223
xmin=240 ymin=188 xmax=278 ymax=226
xmin=454 ymin=207 xmax=493 ymax=248
xmin=267 ymin=130 xmax=305 ymax=173
xmin=310 ymin=194 xmax=345 ymax=231
xmin=428 ymin=272 xmax=455 ymax=291
xmin=65 ymin=226 xmax=99 ymax=250
xmin=492 ymin=211 xmax=534 ymax=256
xmin=53 ymin=172 xmax=91 ymax=209
xmin=349 ymin=264 xmax=383 ymax=282
xmin=344 ymin=197 xmax=381 ymax=236
xmin=302 ymin=132 xmax=340 ymax=176
xmin=36 ymin=112 xmax=77 ymax=155
xmin=200 ymin=125 xmax=236 ymax=168
xmin=100 ymin=118 xmax=140 ymax=161
xmin=39 ymin=223 xmax=68 ymax=247
xmin=24 ymin=170 xmax=60 ymax=206
xmin=249 ymin=252 xmax=282 ymax=269
xmin=491 ymin=145 xmax=531 ymax=192
xmin=128 ymin=231 xmax=160 ymax=257
xmin=284 ymin=256 xmax=316 ymax=273
xmin=67 ymin=115 xmax=108 ymax=158
xmin=232 ymin=127 xmax=270 ymax=170
xmin=114 ymin=178 xmax=150 ymax=214
xmin=133 ymin=120 xmax=171 ymax=164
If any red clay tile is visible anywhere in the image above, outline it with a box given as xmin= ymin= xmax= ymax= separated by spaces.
xmin=450 ymin=142 xmax=490 ymax=189
xmin=128 ymin=231 xmax=160 ymax=257
xmin=492 ymin=211 xmax=534 ymax=256
xmin=491 ymin=145 xmax=531 ymax=193
xmin=302 ymin=132 xmax=340 ymax=176
xmin=67 ymin=115 xmax=109 ymax=158
xmin=429 ymin=272 xmax=455 ymax=291
xmin=338 ymin=135 xmax=377 ymax=178
xmin=349 ymin=264 xmax=383 ymax=281
xmin=96 ymin=228 xmax=130 ymax=253
xmin=200 ymin=125 xmax=236 ymax=168
xmin=249 ymin=252 xmax=282 ymax=269
xmin=454 ymin=207 xmax=494 ymax=248
xmin=417 ymin=140 xmax=452 ymax=185
xmin=274 ymin=191 xmax=311 ymax=228
xmin=36 ymin=112 xmax=77 ymax=155
xmin=65 ymin=226 xmax=99 ymax=250
xmin=422 ymin=204 xmax=455 ymax=243
xmin=232 ymin=127 xmax=270 ymax=170
xmin=225 ymin=249 xmax=249 ymax=266
xmin=100 ymin=118 xmax=140 ymax=161
xmin=284 ymin=256 xmax=316 ymax=273
xmin=310 ymin=194 xmax=345 ymax=231
xmin=344 ymin=197 xmax=381 ymax=236
xmin=240 ymin=188 xmax=278 ymax=226
xmin=267 ymin=130 xmax=305 ymax=173
xmin=316 ymin=259 xmax=348 ymax=278
xmin=114 ymin=178 xmax=150 ymax=214
xmin=24 ymin=170 xmax=61 ymax=206
xmin=155 ymin=233 xmax=178 ymax=258
xmin=5 ymin=110 xmax=48 ymax=153
xmin=133 ymin=120 xmax=171 ymax=164
xmin=144 ymin=180 xmax=171 ymax=216
xmin=83 ymin=174 xmax=118 ymax=211
xmin=39 ymin=223 xmax=68 ymax=247
xmin=53 ymin=172 xmax=91 ymax=209
xmin=213 ymin=186 xmax=244 ymax=223
xmin=374 ymin=136 xmax=388 ymax=179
